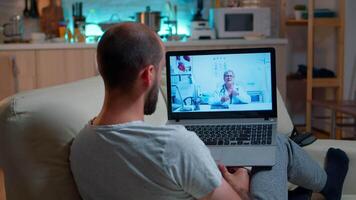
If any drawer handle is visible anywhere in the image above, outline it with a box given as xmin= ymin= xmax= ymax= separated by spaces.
xmin=10 ymin=57 xmax=19 ymax=93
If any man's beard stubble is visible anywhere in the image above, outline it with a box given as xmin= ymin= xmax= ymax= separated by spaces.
xmin=144 ymin=80 xmax=159 ymax=115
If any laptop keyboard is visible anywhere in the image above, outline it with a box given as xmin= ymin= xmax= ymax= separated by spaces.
xmin=185 ymin=124 xmax=273 ymax=146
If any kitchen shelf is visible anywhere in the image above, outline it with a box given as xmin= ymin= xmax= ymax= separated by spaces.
xmin=312 ymin=78 xmax=340 ymax=88
xmin=287 ymin=77 xmax=340 ymax=88
xmin=286 ymin=18 xmax=341 ymax=27
xmin=281 ymin=0 xmax=345 ymax=137
xmin=285 ymin=19 xmax=308 ymax=26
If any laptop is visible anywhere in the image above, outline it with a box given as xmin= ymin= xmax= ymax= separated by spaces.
xmin=165 ymin=48 xmax=277 ymax=166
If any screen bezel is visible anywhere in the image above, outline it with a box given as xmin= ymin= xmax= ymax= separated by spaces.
xmin=165 ymin=48 xmax=277 ymax=120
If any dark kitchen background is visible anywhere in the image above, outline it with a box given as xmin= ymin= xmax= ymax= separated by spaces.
xmin=0 ymin=0 xmax=280 ymax=39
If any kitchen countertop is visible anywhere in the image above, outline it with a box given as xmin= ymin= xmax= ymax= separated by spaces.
xmin=0 ymin=38 xmax=288 ymax=51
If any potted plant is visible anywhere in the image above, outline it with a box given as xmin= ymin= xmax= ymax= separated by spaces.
xmin=294 ymin=4 xmax=307 ymax=20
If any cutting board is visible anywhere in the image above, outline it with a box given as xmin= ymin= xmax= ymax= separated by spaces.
xmin=37 ymin=0 xmax=62 ymax=16
xmin=39 ymin=0 xmax=64 ymax=37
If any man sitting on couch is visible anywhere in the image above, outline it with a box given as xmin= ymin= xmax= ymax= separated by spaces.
xmin=70 ymin=23 xmax=349 ymax=200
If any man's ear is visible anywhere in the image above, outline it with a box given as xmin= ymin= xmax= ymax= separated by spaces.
xmin=140 ymin=65 xmax=155 ymax=88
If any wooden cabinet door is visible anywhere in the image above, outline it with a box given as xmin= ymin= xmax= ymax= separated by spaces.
xmin=0 ymin=56 xmax=16 ymax=100
xmin=36 ymin=49 xmax=97 ymax=88
xmin=63 ymin=49 xmax=97 ymax=83
xmin=0 ymin=50 xmax=36 ymax=92
xmin=36 ymin=50 xmax=66 ymax=88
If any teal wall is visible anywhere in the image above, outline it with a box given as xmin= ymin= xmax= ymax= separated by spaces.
xmin=61 ymin=0 xmax=210 ymax=37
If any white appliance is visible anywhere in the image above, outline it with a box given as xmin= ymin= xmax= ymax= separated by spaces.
xmin=190 ymin=21 xmax=216 ymax=40
xmin=213 ymin=7 xmax=271 ymax=39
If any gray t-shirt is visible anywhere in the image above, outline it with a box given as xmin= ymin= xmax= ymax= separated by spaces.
xmin=70 ymin=121 xmax=221 ymax=200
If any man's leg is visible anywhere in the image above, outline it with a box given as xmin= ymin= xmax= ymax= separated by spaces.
xmin=249 ymin=134 xmax=327 ymax=200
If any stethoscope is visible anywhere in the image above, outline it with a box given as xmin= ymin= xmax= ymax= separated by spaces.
xmin=219 ymin=85 xmax=233 ymax=104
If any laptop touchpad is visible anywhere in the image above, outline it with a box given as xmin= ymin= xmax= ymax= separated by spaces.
xmin=208 ymin=147 xmax=223 ymax=163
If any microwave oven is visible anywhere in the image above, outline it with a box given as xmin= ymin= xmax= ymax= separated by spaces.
xmin=212 ymin=7 xmax=271 ymax=38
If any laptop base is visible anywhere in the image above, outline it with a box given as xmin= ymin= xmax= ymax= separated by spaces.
xmin=209 ymin=145 xmax=276 ymax=167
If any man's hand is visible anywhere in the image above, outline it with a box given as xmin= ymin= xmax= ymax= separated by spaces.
xmin=218 ymin=165 xmax=250 ymax=199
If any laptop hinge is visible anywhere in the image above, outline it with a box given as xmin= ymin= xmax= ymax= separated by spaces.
xmin=264 ymin=117 xmax=270 ymax=121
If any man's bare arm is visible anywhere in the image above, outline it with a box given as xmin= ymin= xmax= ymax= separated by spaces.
xmin=199 ymin=177 xmax=244 ymax=200
xmin=199 ymin=164 xmax=251 ymax=200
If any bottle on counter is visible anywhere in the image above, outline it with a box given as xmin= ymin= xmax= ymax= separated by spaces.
xmin=74 ymin=21 xmax=85 ymax=43
xmin=63 ymin=21 xmax=73 ymax=43
xmin=58 ymin=22 xmax=66 ymax=38
xmin=66 ymin=27 xmax=73 ymax=42
xmin=72 ymin=2 xmax=86 ymax=43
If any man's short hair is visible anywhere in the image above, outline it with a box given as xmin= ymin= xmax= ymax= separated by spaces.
xmin=97 ymin=22 xmax=163 ymax=90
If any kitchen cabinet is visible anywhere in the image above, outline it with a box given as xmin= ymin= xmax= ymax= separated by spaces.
xmin=0 ymin=39 xmax=287 ymax=100
xmin=36 ymin=50 xmax=67 ymax=88
xmin=63 ymin=49 xmax=97 ymax=83
xmin=0 ymin=56 xmax=16 ymax=100
xmin=0 ymin=50 xmax=36 ymax=92
xmin=0 ymin=46 xmax=97 ymax=99
xmin=36 ymin=49 xmax=97 ymax=88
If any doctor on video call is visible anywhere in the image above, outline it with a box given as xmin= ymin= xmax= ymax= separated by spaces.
xmin=210 ymin=70 xmax=251 ymax=105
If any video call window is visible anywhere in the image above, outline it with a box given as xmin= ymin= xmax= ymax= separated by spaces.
xmin=169 ymin=53 xmax=272 ymax=113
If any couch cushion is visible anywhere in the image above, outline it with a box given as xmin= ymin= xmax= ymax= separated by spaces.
xmin=0 ymin=76 xmax=167 ymax=200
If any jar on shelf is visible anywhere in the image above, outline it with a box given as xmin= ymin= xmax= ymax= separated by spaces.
xmin=218 ymin=0 xmax=239 ymax=7
xmin=240 ymin=0 xmax=261 ymax=7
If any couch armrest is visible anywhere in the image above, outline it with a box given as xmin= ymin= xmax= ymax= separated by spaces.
xmin=277 ymin=90 xmax=293 ymax=135
xmin=304 ymin=140 xmax=356 ymax=195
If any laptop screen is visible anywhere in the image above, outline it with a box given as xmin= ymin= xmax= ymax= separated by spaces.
xmin=166 ymin=48 xmax=277 ymax=120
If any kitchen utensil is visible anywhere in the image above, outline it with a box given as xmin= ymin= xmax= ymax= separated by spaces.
xmin=192 ymin=0 xmax=204 ymax=21
xmin=29 ymin=0 xmax=39 ymax=18
xmin=72 ymin=1 xmax=85 ymax=31
xmin=37 ymin=0 xmax=61 ymax=16
xmin=72 ymin=1 xmax=86 ymax=43
xmin=163 ymin=2 xmax=181 ymax=41
xmin=135 ymin=6 xmax=162 ymax=33
xmin=23 ymin=0 xmax=30 ymax=17
xmin=2 ymin=15 xmax=24 ymax=38
xmin=72 ymin=2 xmax=83 ymax=18
xmin=74 ymin=20 xmax=86 ymax=43
xmin=40 ymin=0 xmax=64 ymax=37
xmin=79 ymin=2 xmax=82 ymax=18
